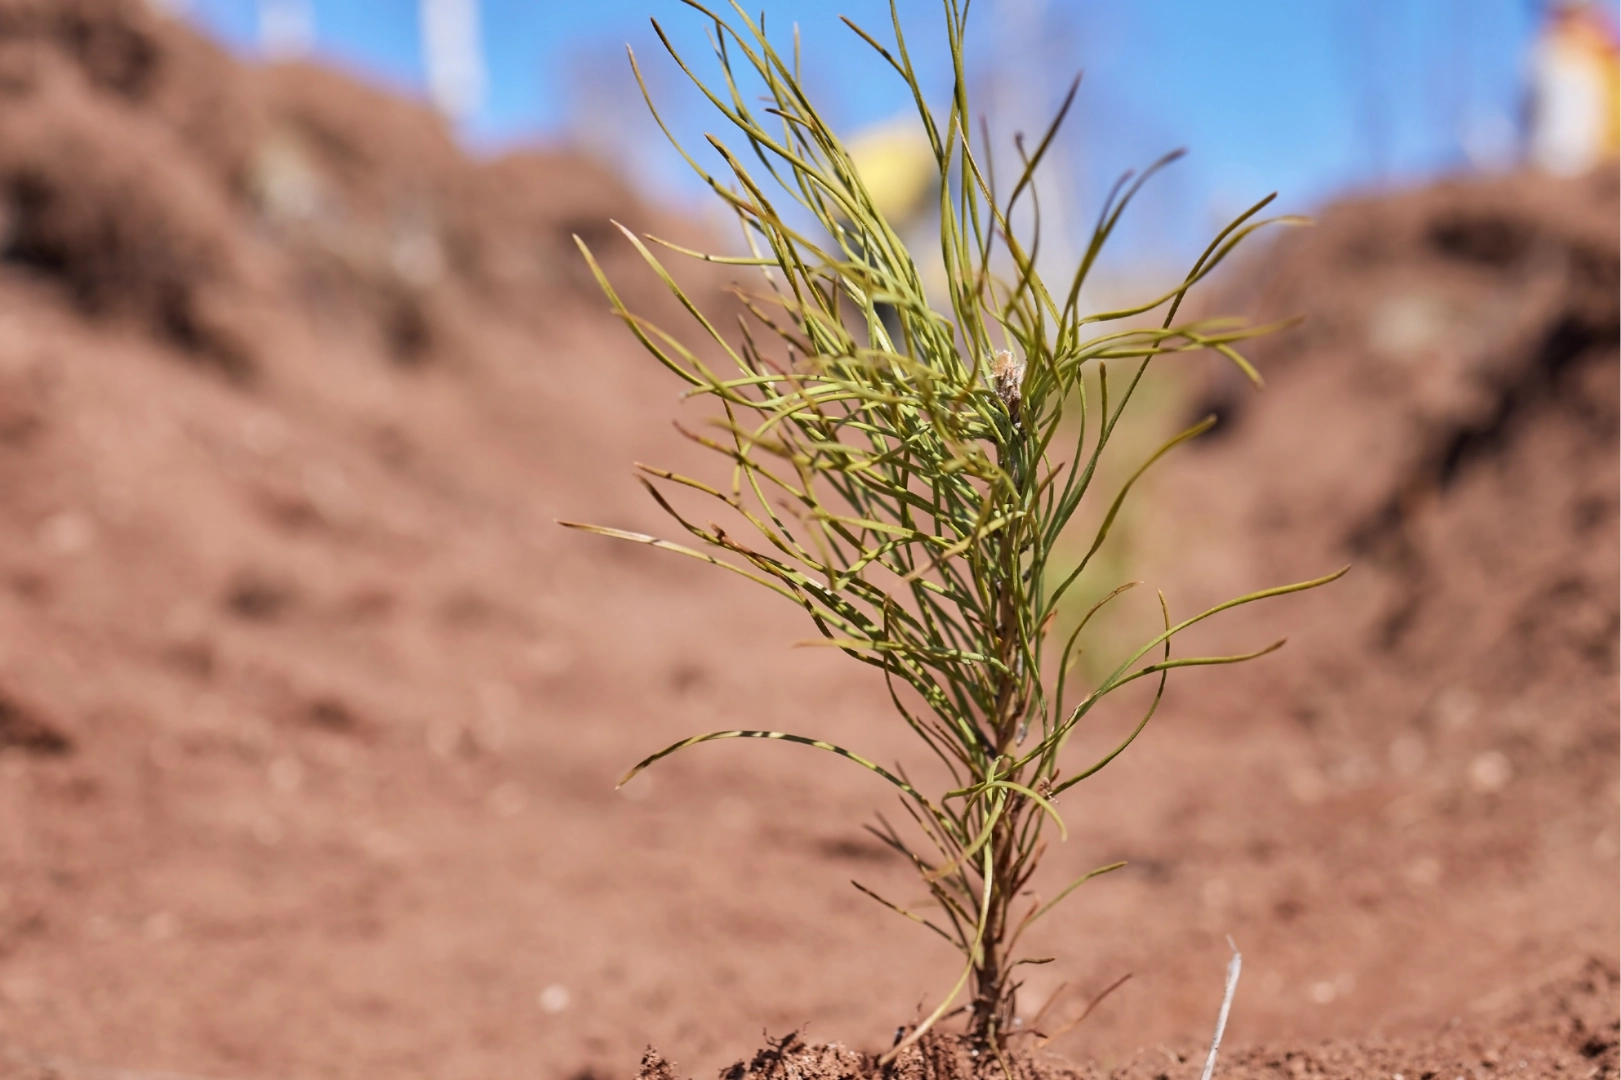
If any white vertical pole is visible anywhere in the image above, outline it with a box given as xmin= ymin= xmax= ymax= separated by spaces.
xmin=991 ymin=0 xmax=1079 ymax=275
xmin=421 ymin=0 xmax=486 ymax=124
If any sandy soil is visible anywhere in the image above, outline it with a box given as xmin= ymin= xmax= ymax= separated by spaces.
xmin=0 ymin=4 xmax=1612 ymax=1080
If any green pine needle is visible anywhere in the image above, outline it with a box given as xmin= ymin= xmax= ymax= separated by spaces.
xmin=562 ymin=0 xmax=1341 ymax=1056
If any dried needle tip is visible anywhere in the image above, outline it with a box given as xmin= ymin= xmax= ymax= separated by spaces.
xmin=990 ymin=349 xmax=1026 ymax=420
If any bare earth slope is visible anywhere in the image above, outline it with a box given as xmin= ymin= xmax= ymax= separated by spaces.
xmin=0 ymin=4 xmax=1611 ymax=1079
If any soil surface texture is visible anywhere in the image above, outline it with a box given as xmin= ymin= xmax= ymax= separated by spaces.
xmin=0 ymin=4 xmax=1612 ymax=1080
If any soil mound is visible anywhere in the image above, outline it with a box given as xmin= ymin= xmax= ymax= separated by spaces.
xmin=1180 ymin=167 xmax=1618 ymax=651
xmin=1154 ymin=168 xmax=1619 ymax=910
xmin=0 ymin=3 xmax=758 ymax=1076
xmin=0 ymin=0 xmax=676 ymax=382
xmin=636 ymin=1032 xmax=1083 ymax=1080
xmin=638 ymin=960 xmax=1615 ymax=1080
xmin=0 ymin=2 xmax=1611 ymax=1078
xmin=1049 ymin=166 xmax=1620 ymax=1067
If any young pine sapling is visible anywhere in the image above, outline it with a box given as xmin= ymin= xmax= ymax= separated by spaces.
xmin=563 ymin=0 xmax=1342 ymax=1061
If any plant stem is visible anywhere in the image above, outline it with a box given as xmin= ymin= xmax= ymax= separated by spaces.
xmin=970 ymin=801 xmax=1021 ymax=1044
xmin=971 ymin=504 xmax=1033 ymax=1048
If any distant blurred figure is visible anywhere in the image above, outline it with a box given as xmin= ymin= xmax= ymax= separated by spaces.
xmin=1526 ymin=0 xmax=1619 ymax=176
xmin=847 ymin=116 xmax=938 ymax=232
xmin=421 ymin=0 xmax=486 ymax=123
xmin=845 ymin=116 xmax=938 ymax=346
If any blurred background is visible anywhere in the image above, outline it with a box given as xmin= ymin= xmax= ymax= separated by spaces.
xmin=0 ymin=2 xmax=1613 ymax=1080
xmin=172 ymin=0 xmax=1613 ymax=266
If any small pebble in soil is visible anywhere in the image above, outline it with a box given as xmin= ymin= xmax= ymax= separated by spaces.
xmin=1469 ymin=751 xmax=1513 ymax=794
xmin=37 ymin=511 xmax=94 ymax=556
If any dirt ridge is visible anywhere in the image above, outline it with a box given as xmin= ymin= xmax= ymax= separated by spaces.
xmin=0 ymin=2 xmax=1611 ymax=1079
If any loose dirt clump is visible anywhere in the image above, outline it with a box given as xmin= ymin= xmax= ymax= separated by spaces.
xmin=637 ymin=1033 xmax=1081 ymax=1080
xmin=637 ymin=963 xmax=1617 ymax=1080
xmin=0 ymin=690 xmax=69 ymax=754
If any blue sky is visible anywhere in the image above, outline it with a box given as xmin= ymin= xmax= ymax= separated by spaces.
xmin=180 ymin=1 xmax=1541 ymax=264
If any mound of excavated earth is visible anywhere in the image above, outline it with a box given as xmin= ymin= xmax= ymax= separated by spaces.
xmin=0 ymin=2 xmax=1611 ymax=1079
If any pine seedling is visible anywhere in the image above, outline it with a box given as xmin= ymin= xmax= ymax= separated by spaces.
xmin=562 ymin=0 xmax=1343 ymax=1060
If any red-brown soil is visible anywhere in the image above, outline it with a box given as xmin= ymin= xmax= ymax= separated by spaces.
xmin=633 ymin=959 xmax=1617 ymax=1080
xmin=0 ymin=4 xmax=1612 ymax=1080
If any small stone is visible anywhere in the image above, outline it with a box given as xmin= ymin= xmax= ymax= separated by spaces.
xmin=1469 ymin=751 xmax=1512 ymax=794
xmin=538 ymin=983 xmax=571 ymax=1014
xmin=37 ymin=511 xmax=93 ymax=555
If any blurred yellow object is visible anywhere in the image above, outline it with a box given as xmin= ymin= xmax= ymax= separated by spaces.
xmin=1527 ymin=1 xmax=1620 ymax=175
xmin=847 ymin=116 xmax=938 ymax=226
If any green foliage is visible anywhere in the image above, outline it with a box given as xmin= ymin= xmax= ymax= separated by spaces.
xmin=562 ymin=0 xmax=1343 ymax=1059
